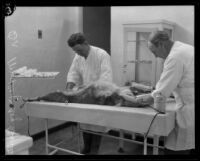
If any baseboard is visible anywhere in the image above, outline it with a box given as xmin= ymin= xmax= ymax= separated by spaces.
xmin=31 ymin=121 xmax=77 ymax=141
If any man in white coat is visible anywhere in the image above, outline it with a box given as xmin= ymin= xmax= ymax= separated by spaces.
xmin=147 ymin=31 xmax=195 ymax=154
xmin=66 ymin=33 xmax=113 ymax=154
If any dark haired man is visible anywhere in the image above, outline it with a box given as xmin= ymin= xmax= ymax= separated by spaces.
xmin=66 ymin=33 xmax=113 ymax=154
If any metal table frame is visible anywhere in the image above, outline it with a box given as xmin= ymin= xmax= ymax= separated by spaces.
xmin=44 ymin=119 xmax=164 ymax=155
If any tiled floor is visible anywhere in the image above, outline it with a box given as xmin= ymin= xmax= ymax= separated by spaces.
xmin=29 ymin=125 xmax=164 ymax=155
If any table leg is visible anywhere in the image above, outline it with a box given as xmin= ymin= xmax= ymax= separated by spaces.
xmin=153 ymin=135 xmax=159 ymax=155
xmin=77 ymin=123 xmax=81 ymax=153
xmin=118 ymin=130 xmax=125 ymax=153
xmin=132 ymin=132 xmax=135 ymax=140
xmin=45 ymin=119 xmax=49 ymax=155
xmin=143 ymin=137 xmax=147 ymax=155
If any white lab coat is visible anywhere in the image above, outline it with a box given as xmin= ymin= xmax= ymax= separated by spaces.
xmin=152 ymin=41 xmax=194 ymax=150
xmin=67 ymin=45 xmax=113 ymax=132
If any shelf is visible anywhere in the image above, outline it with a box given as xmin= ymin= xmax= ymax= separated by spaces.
xmin=11 ymin=72 xmax=60 ymax=79
xmin=12 ymin=76 xmax=58 ymax=79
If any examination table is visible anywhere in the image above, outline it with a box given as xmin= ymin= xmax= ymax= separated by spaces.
xmin=25 ymin=100 xmax=177 ymax=155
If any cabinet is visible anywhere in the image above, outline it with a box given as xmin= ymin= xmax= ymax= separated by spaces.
xmin=122 ymin=19 xmax=175 ymax=87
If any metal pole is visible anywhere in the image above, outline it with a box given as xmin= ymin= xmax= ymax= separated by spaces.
xmin=45 ymin=119 xmax=49 ymax=155
xmin=153 ymin=135 xmax=159 ymax=155
xmin=48 ymin=149 xmax=58 ymax=155
xmin=77 ymin=123 xmax=81 ymax=154
xmin=48 ymin=144 xmax=83 ymax=155
xmin=118 ymin=130 xmax=125 ymax=153
xmin=10 ymin=78 xmax=14 ymax=105
xmin=9 ymin=77 xmax=16 ymax=134
xmin=143 ymin=135 xmax=147 ymax=155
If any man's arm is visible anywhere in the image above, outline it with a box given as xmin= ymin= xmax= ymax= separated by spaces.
xmin=152 ymin=57 xmax=184 ymax=98
xmin=63 ymin=83 xmax=93 ymax=96
xmin=119 ymin=93 xmax=154 ymax=106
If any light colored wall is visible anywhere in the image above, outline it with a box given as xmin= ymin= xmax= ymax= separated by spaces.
xmin=5 ymin=7 xmax=83 ymax=135
xmin=111 ymin=6 xmax=194 ymax=86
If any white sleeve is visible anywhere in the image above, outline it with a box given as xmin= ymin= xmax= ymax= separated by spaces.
xmin=151 ymin=57 xmax=184 ymax=98
xmin=99 ymin=52 xmax=113 ymax=83
xmin=67 ymin=56 xmax=81 ymax=85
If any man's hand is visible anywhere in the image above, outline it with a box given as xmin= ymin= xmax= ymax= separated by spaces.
xmin=136 ymin=94 xmax=154 ymax=105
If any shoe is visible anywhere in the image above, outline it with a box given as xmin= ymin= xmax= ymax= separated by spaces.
xmin=81 ymin=148 xmax=90 ymax=154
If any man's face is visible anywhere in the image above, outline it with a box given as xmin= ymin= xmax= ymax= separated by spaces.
xmin=147 ymin=41 xmax=165 ymax=58
xmin=72 ymin=44 xmax=87 ymax=57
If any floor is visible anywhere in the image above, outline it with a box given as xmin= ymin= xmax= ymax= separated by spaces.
xmin=29 ymin=124 xmax=165 ymax=155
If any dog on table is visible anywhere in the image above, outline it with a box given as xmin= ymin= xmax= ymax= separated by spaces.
xmin=23 ymin=81 xmax=154 ymax=108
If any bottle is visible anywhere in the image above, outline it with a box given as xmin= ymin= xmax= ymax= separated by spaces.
xmin=154 ymin=93 xmax=166 ymax=113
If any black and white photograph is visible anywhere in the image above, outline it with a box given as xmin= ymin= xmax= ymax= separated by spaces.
xmin=3 ymin=2 xmax=197 ymax=158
